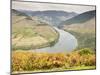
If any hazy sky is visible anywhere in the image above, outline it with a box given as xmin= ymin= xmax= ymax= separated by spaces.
xmin=12 ymin=1 xmax=95 ymax=14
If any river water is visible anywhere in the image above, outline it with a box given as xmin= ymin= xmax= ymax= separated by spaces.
xmin=35 ymin=27 xmax=78 ymax=53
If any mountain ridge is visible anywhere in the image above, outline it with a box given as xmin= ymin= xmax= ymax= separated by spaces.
xmin=61 ymin=10 xmax=96 ymax=26
xmin=16 ymin=9 xmax=78 ymax=26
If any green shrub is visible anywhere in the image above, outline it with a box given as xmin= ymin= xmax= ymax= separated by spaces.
xmin=78 ymin=48 xmax=94 ymax=56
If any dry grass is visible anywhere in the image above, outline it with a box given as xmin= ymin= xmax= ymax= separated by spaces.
xmin=12 ymin=48 xmax=96 ymax=73
xmin=12 ymin=17 xmax=59 ymax=50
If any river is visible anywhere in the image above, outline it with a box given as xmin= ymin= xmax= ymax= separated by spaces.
xmin=35 ymin=27 xmax=78 ymax=53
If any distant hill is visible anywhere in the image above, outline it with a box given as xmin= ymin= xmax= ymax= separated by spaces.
xmin=63 ymin=17 xmax=95 ymax=33
xmin=12 ymin=9 xmax=45 ymax=25
xmin=12 ymin=9 xmax=29 ymax=17
xmin=18 ymin=10 xmax=77 ymax=26
xmin=61 ymin=10 xmax=96 ymax=26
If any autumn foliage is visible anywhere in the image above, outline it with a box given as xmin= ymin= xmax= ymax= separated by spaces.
xmin=12 ymin=48 xmax=96 ymax=72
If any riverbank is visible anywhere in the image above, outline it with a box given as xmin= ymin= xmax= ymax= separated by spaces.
xmin=63 ymin=28 xmax=95 ymax=50
xmin=35 ymin=27 xmax=78 ymax=53
xmin=12 ymin=25 xmax=59 ymax=50
xmin=62 ymin=17 xmax=96 ymax=50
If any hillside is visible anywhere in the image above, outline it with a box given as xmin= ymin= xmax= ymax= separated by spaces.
xmin=61 ymin=10 xmax=96 ymax=26
xmin=63 ymin=17 xmax=95 ymax=33
xmin=18 ymin=10 xmax=77 ymax=26
xmin=12 ymin=9 xmax=59 ymax=50
xmin=62 ymin=10 xmax=96 ymax=50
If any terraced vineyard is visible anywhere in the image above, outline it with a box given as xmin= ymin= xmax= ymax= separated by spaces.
xmin=12 ymin=9 xmax=59 ymax=50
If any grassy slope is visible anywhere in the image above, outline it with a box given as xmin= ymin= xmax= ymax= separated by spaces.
xmin=61 ymin=10 xmax=95 ymax=25
xmin=63 ymin=17 xmax=96 ymax=50
xmin=12 ymin=10 xmax=59 ymax=50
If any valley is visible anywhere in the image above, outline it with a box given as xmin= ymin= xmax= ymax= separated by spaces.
xmin=62 ymin=10 xmax=96 ymax=50
xmin=12 ymin=1 xmax=96 ymax=73
xmin=12 ymin=9 xmax=59 ymax=50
